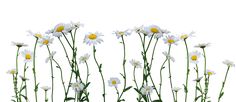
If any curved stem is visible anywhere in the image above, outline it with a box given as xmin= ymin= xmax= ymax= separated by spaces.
xmin=167 ymin=45 xmax=175 ymax=101
xmin=32 ymin=38 xmax=38 ymax=102
xmin=149 ymin=38 xmax=159 ymax=70
xmin=159 ymin=58 xmax=168 ymax=99
xmin=115 ymin=87 xmax=120 ymax=101
xmin=62 ymin=32 xmax=73 ymax=49
xmin=133 ymin=67 xmax=139 ymax=89
xmin=85 ymin=61 xmax=90 ymax=84
xmin=218 ymin=66 xmax=230 ymax=102
xmin=52 ymin=59 xmax=66 ymax=94
xmin=46 ymin=45 xmax=54 ymax=102
xmin=184 ymin=40 xmax=190 ymax=102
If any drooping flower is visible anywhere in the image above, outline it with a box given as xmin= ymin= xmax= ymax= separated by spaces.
xmin=21 ymin=49 xmax=33 ymax=63
xmin=41 ymin=86 xmax=51 ymax=91
xmin=189 ymin=51 xmax=201 ymax=64
xmin=7 ymin=69 xmax=16 ymax=75
xmin=180 ymin=31 xmax=195 ymax=40
xmin=134 ymin=25 xmax=145 ymax=34
xmin=163 ymin=35 xmax=179 ymax=45
xmin=194 ymin=43 xmax=210 ymax=49
xmin=19 ymin=75 xmax=29 ymax=81
xmin=207 ymin=69 xmax=216 ymax=76
xmin=140 ymin=85 xmax=153 ymax=95
xmin=45 ymin=51 xmax=56 ymax=63
xmin=108 ymin=77 xmax=121 ymax=87
xmin=11 ymin=42 xmax=28 ymax=48
xmin=222 ymin=60 xmax=235 ymax=67
xmin=129 ymin=59 xmax=142 ymax=68
xmin=71 ymin=81 xmax=85 ymax=93
xmin=193 ymin=76 xmax=203 ymax=82
xmin=70 ymin=21 xmax=84 ymax=29
xmin=39 ymin=35 xmax=54 ymax=47
xmin=79 ymin=53 xmax=90 ymax=64
xmin=84 ymin=32 xmax=103 ymax=46
xmin=162 ymin=51 xmax=175 ymax=62
xmin=113 ymin=29 xmax=132 ymax=39
xmin=172 ymin=87 xmax=181 ymax=92
xmin=28 ymin=30 xmax=43 ymax=39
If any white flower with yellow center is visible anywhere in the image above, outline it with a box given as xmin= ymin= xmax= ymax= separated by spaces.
xmin=39 ymin=35 xmax=54 ymax=47
xmin=172 ymin=87 xmax=181 ymax=92
xmin=28 ymin=30 xmax=43 ymax=38
xmin=84 ymin=32 xmax=103 ymax=46
xmin=21 ymin=49 xmax=33 ymax=63
xmin=180 ymin=31 xmax=195 ymax=40
xmin=129 ymin=59 xmax=142 ymax=68
xmin=194 ymin=43 xmax=210 ymax=49
xmin=207 ymin=69 xmax=216 ymax=76
xmin=189 ymin=51 xmax=201 ymax=64
xmin=41 ymin=86 xmax=51 ymax=91
xmin=223 ymin=60 xmax=235 ymax=67
xmin=162 ymin=51 xmax=175 ymax=62
xmin=113 ymin=29 xmax=132 ymax=39
xmin=45 ymin=51 xmax=56 ymax=63
xmin=79 ymin=53 xmax=90 ymax=64
xmin=140 ymin=85 xmax=153 ymax=95
xmin=52 ymin=23 xmax=71 ymax=37
xmin=7 ymin=69 xmax=16 ymax=75
xmin=71 ymin=81 xmax=85 ymax=93
xmin=144 ymin=25 xmax=164 ymax=38
xmin=163 ymin=35 xmax=179 ymax=45
xmin=108 ymin=77 xmax=121 ymax=87
xmin=12 ymin=42 xmax=28 ymax=48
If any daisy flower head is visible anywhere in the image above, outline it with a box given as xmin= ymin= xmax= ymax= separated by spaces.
xmin=108 ymin=77 xmax=121 ymax=87
xmin=39 ymin=35 xmax=54 ymax=47
xmin=12 ymin=42 xmax=28 ymax=48
xmin=189 ymin=51 xmax=201 ymax=64
xmin=144 ymin=25 xmax=163 ymax=38
xmin=207 ymin=69 xmax=216 ymax=76
xmin=71 ymin=81 xmax=85 ymax=93
xmin=129 ymin=59 xmax=142 ymax=68
xmin=223 ymin=60 xmax=235 ymax=67
xmin=45 ymin=51 xmax=56 ymax=63
xmin=79 ymin=53 xmax=90 ymax=64
xmin=45 ymin=29 xmax=54 ymax=34
xmin=52 ymin=23 xmax=71 ymax=37
xmin=41 ymin=86 xmax=51 ymax=91
xmin=163 ymin=35 xmax=179 ymax=45
xmin=27 ymin=30 xmax=43 ymax=39
xmin=134 ymin=25 xmax=144 ymax=34
xmin=162 ymin=51 xmax=175 ymax=62
xmin=71 ymin=21 xmax=84 ymax=29
xmin=193 ymin=76 xmax=203 ymax=82
xmin=113 ymin=29 xmax=132 ymax=39
xmin=84 ymin=32 xmax=103 ymax=46
xmin=180 ymin=31 xmax=195 ymax=40
xmin=21 ymin=49 xmax=33 ymax=63
xmin=172 ymin=87 xmax=181 ymax=92
xmin=7 ymin=68 xmax=16 ymax=75
xmin=194 ymin=43 xmax=210 ymax=49
xmin=19 ymin=75 xmax=29 ymax=81
xmin=140 ymin=85 xmax=153 ymax=95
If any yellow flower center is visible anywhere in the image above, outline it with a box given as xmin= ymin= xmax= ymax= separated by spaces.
xmin=56 ymin=26 xmax=64 ymax=32
xmin=191 ymin=55 xmax=198 ymax=61
xmin=43 ymin=40 xmax=49 ymax=45
xmin=35 ymin=34 xmax=42 ymax=38
xmin=118 ymin=32 xmax=125 ymax=35
xmin=10 ymin=70 xmax=16 ymax=74
xmin=150 ymin=27 xmax=159 ymax=33
xmin=111 ymin=80 xmax=117 ymax=85
xmin=88 ymin=34 xmax=97 ymax=40
xmin=207 ymin=72 xmax=214 ymax=75
xmin=168 ymin=39 xmax=175 ymax=44
xmin=25 ymin=53 xmax=31 ymax=60
xmin=181 ymin=34 xmax=188 ymax=39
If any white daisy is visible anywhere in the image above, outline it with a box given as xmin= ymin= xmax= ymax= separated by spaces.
xmin=193 ymin=76 xmax=203 ymax=82
xmin=180 ymin=31 xmax=195 ymax=40
xmin=108 ymin=77 xmax=121 ymax=87
xmin=41 ymin=86 xmax=51 ymax=91
xmin=140 ymin=85 xmax=153 ymax=95
xmin=39 ymin=35 xmax=54 ymax=47
xmin=52 ymin=23 xmax=71 ymax=37
xmin=84 ymin=32 xmax=103 ymax=46
xmin=45 ymin=51 xmax=56 ymax=63
xmin=71 ymin=81 xmax=85 ymax=93
xmin=163 ymin=35 xmax=179 ymax=45
xmin=19 ymin=75 xmax=29 ymax=81
xmin=21 ymin=49 xmax=33 ymax=63
xmin=144 ymin=25 xmax=163 ymax=38
xmin=79 ymin=53 xmax=90 ymax=64
xmin=134 ymin=25 xmax=145 ymax=34
xmin=189 ymin=51 xmax=201 ymax=64
xmin=129 ymin=59 xmax=142 ymax=68
xmin=172 ymin=87 xmax=181 ymax=92
xmin=71 ymin=21 xmax=84 ymax=29
xmin=45 ymin=29 xmax=54 ymax=34
xmin=7 ymin=69 xmax=16 ymax=75
xmin=207 ymin=69 xmax=216 ymax=76
xmin=162 ymin=51 xmax=175 ymax=62
xmin=113 ymin=29 xmax=132 ymax=39
xmin=194 ymin=43 xmax=210 ymax=49
xmin=11 ymin=42 xmax=28 ymax=47
xmin=222 ymin=60 xmax=235 ymax=67
xmin=27 ymin=30 xmax=43 ymax=38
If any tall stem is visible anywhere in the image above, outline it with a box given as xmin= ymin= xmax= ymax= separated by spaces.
xmin=167 ymin=45 xmax=175 ymax=101
xmin=133 ymin=67 xmax=139 ymax=89
xmin=202 ymin=48 xmax=207 ymax=102
xmin=52 ymin=59 xmax=66 ymax=94
xmin=85 ymin=61 xmax=90 ymax=84
xmin=159 ymin=58 xmax=168 ymax=99
xmin=32 ymin=38 xmax=38 ymax=102
xmin=184 ymin=40 xmax=190 ymax=102
xmin=46 ymin=45 xmax=54 ymax=102
xmin=218 ymin=66 xmax=230 ymax=102
xmin=15 ymin=47 xmax=20 ymax=102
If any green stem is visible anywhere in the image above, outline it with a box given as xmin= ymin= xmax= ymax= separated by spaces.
xmin=45 ymin=91 xmax=48 ymax=102
xmin=167 ymin=45 xmax=175 ymax=102
xmin=52 ymin=59 xmax=66 ymax=94
xmin=32 ymin=38 xmax=38 ymax=102
xmin=202 ymin=48 xmax=207 ymax=102
xmin=62 ymin=32 xmax=73 ymax=49
xmin=13 ymin=74 xmax=19 ymax=102
xmin=184 ymin=40 xmax=190 ymax=102
xmin=218 ymin=66 xmax=230 ymax=102
xmin=133 ymin=67 xmax=139 ymax=89
xmin=159 ymin=58 xmax=168 ymax=99
xmin=85 ymin=61 xmax=90 ymax=84
xmin=46 ymin=45 xmax=54 ymax=102
xmin=175 ymin=92 xmax=178 ymax=102
xmin=115 ymin=87 xmax=120 ymax=101
xmin=15 ymin=47 xmax=20 ymax=102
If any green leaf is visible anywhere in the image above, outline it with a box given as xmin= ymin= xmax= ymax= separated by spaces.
xmin=195 ymin=95 xmax=202 ymax=101
xmin=196 ymin=86 xmax=202 ymax=93
xmin=65 ymin=97 xmax=75 ymax=101
xmin=83 ymin=82 xmax=91 ymax=90
xmin=19 ymin=85 xmax=26 ymax=93
xmin=20 ymin=94 xmax=28 ymax=100
xmin=124 ymin=86 xmax=132 ymax=92
xmin=219 ymin=92 xmax=224 ymax=99
xmin=183 ymin=84 xmax=188 ymax=93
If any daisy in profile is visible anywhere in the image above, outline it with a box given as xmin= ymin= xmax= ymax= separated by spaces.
xmin=12 ymin=42 xmax=28 ymax=48
xmin=140 ymin=85 xmax=153 ymax=95
xmin=207 ymin=69 xmax=216 ymax=76
xmin=134 ymin=25 xmax=145 ymax=34
xmin=7 ymin=69 xmax=16 ymax=75
xmin=84 ymin=32 xmax=103 ymax=46
xmin=45 ymin=51 xmax=56 ymax=63
xmin=79 ymin=53 xmax=90 ymax=64
xmin=21 ymin=49 xmax=33 ymax=63
xmin=180 ymin=31 xmax=195 ymax=40
xmin=129 ymin=59 xmax=142 ymax=68
xmin=193 ymin=76 xmax=203 ymax=82
xmin=189 ymin=51 xmax=201 ymax=64
xmin=223 ymin=60 xmax=235 ymax=67
xmin=194 ymin=43 xmax=210 ymax=49
xmin=28 ymin=30 xmax=43 ymax=39
xmin=19 ymin=75 xmax=29 ymax=81
xmin=71 ymin=21 xmax=84 ymax=29
xmin=113 ymin=29 xmax=132 ymax=39
xmin=163 ymin=35 xmax=179 ymax=45
xmin=108 ymin=77 xmax=121 ymax=88
xmin=38 ymin=35 xmax=54 ymax=47
xmin=162 ymin=51 xmax=175 ymax=62
xmin=41 ymin=86 xmax=51 ymax=91
xmin=71 ymin=81 xmax=85 ymax=93
xmin=172 ymin=87 xmax=181 ymax=92
xmin=144 ymin=25 xmax=163 ymax=38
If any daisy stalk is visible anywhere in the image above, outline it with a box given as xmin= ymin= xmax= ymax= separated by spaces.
xmin=202 ymin=48 xmax=207 ymax=102
xmin=19 ymin=63 xmax=29 ymax=101
xmin=85 ymin=61 xmax=90 ymax=84
xmin=44 ymin=90 xmax=49 ymax=102
xmin=52 ymin=59 xmax=66 ymax=94
xmin=46 ymin=45 xmax=54 ymax=102
xmin=194 ymin=64 xmax=203 ymax=102
xmin=93 ymin=45 xmax=106 ymax=102
xmin=32 ymin=38 xmax=39 ymax=102
xmin=159 ymin=57 xmax=168 ymax=99
xmin=12 ymin=73 xmax=19 ymax=102
xmin=15 ymin=46 xmax=20 ymax=102
xmin=218 ymin=66 xmax=231 ymax=102
xmin=183 ymin=39 xmax=190 ymax=102
xmin=133 ymin=66 xmax=139 ymax=89
xmin=167 ymin=45 xmax=176 ymax=102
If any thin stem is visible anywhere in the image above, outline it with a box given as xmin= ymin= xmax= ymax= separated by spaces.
xmin=184 ymin=39 xmax=190 ymax=102
xmin=145 ymin=34 xmax=154 ymax=52
xmin=15 ymin=47 xmax=20 ymax=102
xmin=52 ymin=59 xmax=66 ymax=94
xmin=149 ymin=38 xmax=159 ymax=70
xmin=45 ymin=91 xmax=48 ymax=102
xmin=133 ymin=67 xmax=139 ymax=89
xmin=62 ymin=32 xmax=73 ymax=49
xmin=159 ymin=58 xmax=168 ymax=99
xmin=32 ymin=38 xmax=38 ymax=102
xmin=115 ymin=87 xmax=120 ymax=101
xmin=175 ymin=92 xmax=178 ymax=102
xmin=46 ymin=45 xmax=54 ymax=102
xmin=85 ymin=61 xmax=90 ymax=84
xmin=13 ymin=74 xmax=19 ymax=102
xmin=218 ymin=66 xmax=230 ymax=102
xmin=58 ymin=37 xmax=71 ymax=66
xmin=202 ymin=48 xmax=207 ymax=102
xmin=93 ymin=46 xmax=106 ymax=102
xmin=167 ymin=45 xmax=175 ymax=101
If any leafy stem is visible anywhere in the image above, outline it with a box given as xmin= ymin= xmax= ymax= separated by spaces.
xmin=218 ymin=66 xmax=231 ymax=102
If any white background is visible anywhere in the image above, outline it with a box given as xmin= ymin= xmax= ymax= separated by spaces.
xmin=0 ymin=0 xmax=236 ymax=102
